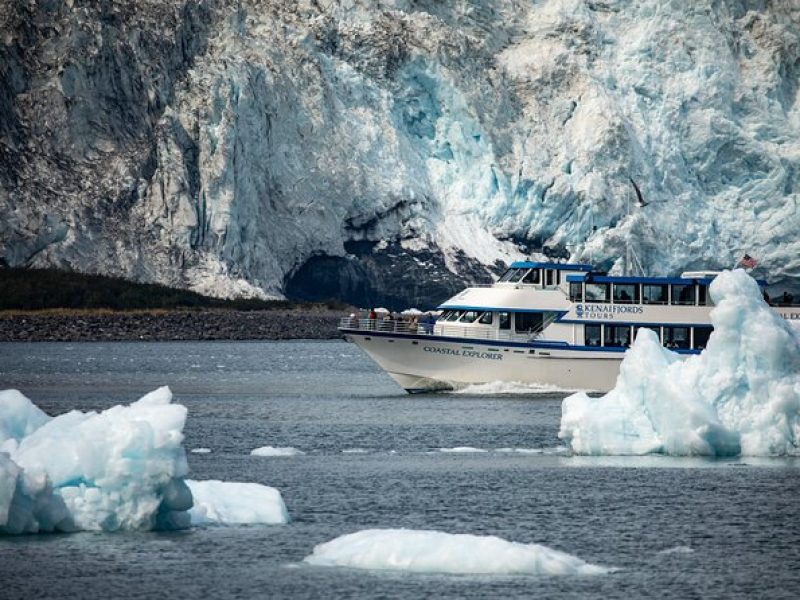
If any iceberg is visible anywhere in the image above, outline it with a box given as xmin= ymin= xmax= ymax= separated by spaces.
xmin=186 ymin=480 xmax=289 ymax=526
xmin=559 ymin=270 xmax=800 ymax=457
xmin=0 ymin=387 xmax=192 ymax=533
xmin=303 ymin=529 xmax=610 ymax=576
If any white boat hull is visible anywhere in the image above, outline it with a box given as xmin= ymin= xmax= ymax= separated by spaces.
xmin=344 ymin=330 xmax=623 ymax=392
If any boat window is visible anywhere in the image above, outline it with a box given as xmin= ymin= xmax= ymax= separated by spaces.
xmin=478 ymin=312 xmax=493 ymax=325
xmin=613 ymin=283 xmax=638 ymax=304
xmin=642 ymin=284 xmax=668 ymax=304
xmin=671 ymin=284 xmax=695 ymax=305
xmin=439 ymin=310 xmax=452 ymax=320
xmin=522 ymin=269 xmax=540 ymax=284
xmin=499 ymin=269 xmax=517 ymax=283
xmin=545 ymin=269 xmax=554 ymax=287
xmin=459 ymin=311 xmax=479 ymax=323
xmin=698 ymin=285 xmax=709 ymax=305
xmin=569 ymin=282 xmax=583 ymax=302
xmin=604 ymin=325 xmax=632 ymax=348
xmin=664 ymin=326 xmax=690 ymax=349
xmin=515 ymin=312 xmax=544 ymax=333
xmin=585 ymin=283 xmax=610 ymax=303
xmin=498 ymin=312 xmax=511 ymax=330
xmin=634 ymin=326 xmax=661 ymax=343
xmin=694 ymin=326 xmax=712 ymax=350
xmin=510 ymin=269 xmax=529 ymax=283
xmin=444 ymin=310 xmax=463 ymax=322
xmin=584 ymin=324 xmax=601 ymax=347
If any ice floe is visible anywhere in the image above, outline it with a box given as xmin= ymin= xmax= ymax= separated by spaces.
xmin=186 ymin=480 xmax=289 ymax=525
xmin=303 ymin=529 xmax=611 ymax=575
xmin=250 ymin=446 xmax=305 ymax=457
xmin=191 ymin=448 xmax=212 ymax=454
xmin=560 ymin=270 xmax=800 ymax=457
xmin=0 ymin=387 xmax=191 ymax=533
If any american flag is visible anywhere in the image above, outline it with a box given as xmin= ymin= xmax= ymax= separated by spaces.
xmin=738 ymin=253 xmax=758 ymax=269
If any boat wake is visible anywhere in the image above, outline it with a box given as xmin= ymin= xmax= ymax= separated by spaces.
xmin=452 ymin=381 xmax=578 ymax=396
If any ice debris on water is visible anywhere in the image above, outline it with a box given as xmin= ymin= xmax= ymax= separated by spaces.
xmin=559 ymin=270 xmax=800 ymax=457
xmin=250 ymin=446 xmax=305 ymax=457
xmin=0 ymin=388 xmax=290 ymax=534
xmin=303 ymin=529 xmax=611 ymax=575
xmin=0 ymin=387 xmax=192 ymax=534
xmin=186 ymin=480 xmax=289 ymax=525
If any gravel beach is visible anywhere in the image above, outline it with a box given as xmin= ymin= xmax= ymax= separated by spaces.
xmin=0 ymin=310 xmax=346 ymax=342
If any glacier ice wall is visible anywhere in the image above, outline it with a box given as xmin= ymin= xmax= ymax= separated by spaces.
xmin=1 ymin=1 xmax=799 ymax=306
xmin=559 ymin=270 xmax=800 ymax=457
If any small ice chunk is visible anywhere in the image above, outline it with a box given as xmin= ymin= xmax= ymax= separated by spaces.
xmin=342 ymin=448 xmax=370 ymax=454
xmin=303 ymin=529 xmax=610 ymax=575
xmin=559 ymin=270 xmax=800 ymax=457
xmin=250 ymin=446 xmax=305 ymax=457
xmin=191 ymin=448 xmax=212 ymax=454
xmin=186 ymin=480 xmax=289 ymax=525
xmin=438 ymin=447 xmax=488 ymax=453
xmin=658 ymin=545 xmax=695 ymax=555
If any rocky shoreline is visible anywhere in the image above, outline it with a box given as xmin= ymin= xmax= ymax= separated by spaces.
xmin=0 ymin=310 xmax=347 ymax=342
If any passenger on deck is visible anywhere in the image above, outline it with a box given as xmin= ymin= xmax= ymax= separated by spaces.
xmin=368 ymin=308 xmax=377 ymax=330
xmin=782 ymin=291 xmax=794 ymax=306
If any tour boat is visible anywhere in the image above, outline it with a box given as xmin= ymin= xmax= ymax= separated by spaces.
xmin=339 ymin=261 xmax=800 ymax=393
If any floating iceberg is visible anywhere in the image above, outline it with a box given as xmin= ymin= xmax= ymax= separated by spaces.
xmin=303 ymin=529 xmax=610 ymax=575
xmin=559 ymin=270 xmax=800 ymax=457
xmin=0 ymin=387 xmax=192 ymax=534
xmin=250 ymin=446 xmax=305 ymax=457
xmin=186 ymin=480 xmax=289 ymax=525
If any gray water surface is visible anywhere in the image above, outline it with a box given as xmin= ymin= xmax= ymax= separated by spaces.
xmin=1 ymin=341 xmax=798 ymax=599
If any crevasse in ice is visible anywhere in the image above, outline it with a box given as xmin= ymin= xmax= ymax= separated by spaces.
xmin=559 ymin=270 xmax=800 ymax=457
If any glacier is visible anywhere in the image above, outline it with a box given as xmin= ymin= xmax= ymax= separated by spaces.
xmin=303 ymin=528 xmax=611 ymax=575
xmin=1 ymin=1 xmax=798 ymax=308
xmin=559 ymin=270 xmax=800 ymax=457
xmin=0 ymin=387 xmax=289 ymax=534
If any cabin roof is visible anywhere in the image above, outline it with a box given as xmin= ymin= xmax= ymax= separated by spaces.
xmin=509 ymin=261 xmax=593 ymax=272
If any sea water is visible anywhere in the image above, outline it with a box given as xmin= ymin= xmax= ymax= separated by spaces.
xmin=0 ymin=341 xmax=798 ymax=598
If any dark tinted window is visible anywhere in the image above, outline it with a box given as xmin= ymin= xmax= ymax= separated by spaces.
xmin=522 ymin=269 xmax=540 ymax=284
xmin=459 ymin=311 xmax=479 ymax=323
xmin=515 ymin=312 xmax=544 ymax=333
xmin=698 ymin=285 xmax=708 ymax=305
xmin=604 ymin=325 xmax=631 ymax=347
xmin=569 ymin=282 xmax=583 ymax=302
xmin=642 ymin=284 xmax=667 ymax=304
xmin=584 ymin=324 xmax=601 ymax=346
xmin=499 ymin=269 xmax=517 ymax=282
xmin=613 ymin=284 xmax=638 ymax=304
xmin=671 ymin=284 xmax=695 ymax=305
xmin=694 ymin=326 xmax=712 ymax=350
xmin=664 ymin=326 xmax=690 ymax=349
xmin=498 ymin=312 xmax=511 ymax=330
xmin=510 ymin=269 xmax=529 ymax=283
xmin=478 ymin=312 xmax=493 ymax=325
xmin=444 ymin=310 xmax=463 ymax=322
xmin=585 ymin=283 xmax=609 ymax=303
xmin=545 ymin=270 xmax=554 ymax=286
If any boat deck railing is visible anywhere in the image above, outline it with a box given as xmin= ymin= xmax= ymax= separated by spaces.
xmin=338 ymin=317 xmax=540 ymax=342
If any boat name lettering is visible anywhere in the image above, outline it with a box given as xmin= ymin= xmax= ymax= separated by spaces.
xmin=575 ymin=304 xmax=644 ymax=319
xmin=423 ymin=346 xmax=503 ymax=361
xmin=782 ymin=313 xmax=800 ymax=320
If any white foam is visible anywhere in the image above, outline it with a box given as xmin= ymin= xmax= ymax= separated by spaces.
xmin=559 ymin=270 xmax=800 ymax=457
xmin=438 ymin=447 xmax=488 ymax=453
xmin=303 ymin=529 xmax=611 ymax=575
xmin=250 ymin=446 xmax=305 ymax=457
xmin=453 ymin=381 xmax=575 ymax=395
xmin=186 ymin=480 xmax=289 ymax=525
xmin=191 ymin=447 xmax=212 ymax=454
xmin=658 ymin=545 xmax=695 ymax=555
xmin=342 ymin=448 xmax=370 ymax=454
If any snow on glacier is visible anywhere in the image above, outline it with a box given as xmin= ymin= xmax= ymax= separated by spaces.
xmin=559 ymin=270 xmax=800 ymax=457
xmin=303 ymin=529 xmax=611 ymax=576
xmin=186 ymin=480 xmax=289 ymax=526
xmin=0 ymin=388 xmax=289 ymax=534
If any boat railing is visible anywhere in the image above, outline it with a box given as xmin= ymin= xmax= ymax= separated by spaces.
xmin=339 ymin=317 xmax=539 ymax=342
